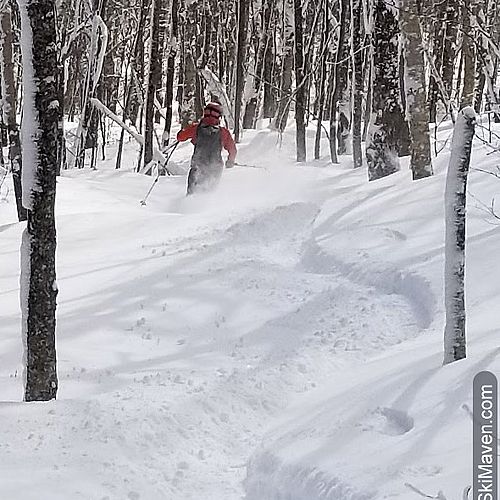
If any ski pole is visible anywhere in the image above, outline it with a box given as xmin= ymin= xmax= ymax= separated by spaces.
xmin=140 ymin=172 xmax=160 ymax=206
xmin=140 ymin=142 xmax=179 ymax=205
xmin=234 ymin=162 xmax=267 ymax=170
xmin=161 ymin=141 xmax=179 ymax=176
xmin=162 ymin=140 xmax=180 ymax=154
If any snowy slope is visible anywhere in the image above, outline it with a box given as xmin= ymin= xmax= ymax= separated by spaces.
xmin=244 ymin=130 xmax=500 ymax=499
xmin=0 ymin=125 xmax=499 ymax=500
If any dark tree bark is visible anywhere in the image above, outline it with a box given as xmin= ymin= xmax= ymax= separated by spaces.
xmin=262 ymin=0 xmax=277 ymax=119
xmin=337 ymin=0 xmax=351 ymax=157
xmin=274 ymin=0 xmax=294 ymax=132
xmin=234 ymin=0 xmax=249 ymax=142
xmin=245 ymin=0 xmax=273 ymax=127
xmin=116 ymin=15 xmax=144 ymax=170
xmin=362 ymin=44 xmax=372 ymax=141
xmin=0 ymin=7 xmax=27 ymax=221
xmin=18 ymin=0 xmax=60 ymax=401
xmin=178 ymin=0 xmax=200 ymax=128
xmin=144 ymin=0 xmax=162 ymax=166
xmin=474 ymin=0 xmax=500 ymax=119
xmin=129 ymin=0 xmax=149 ymax=126
xmin=460 ymin=0 xmax=476 ymax=108
xmin=366 ymin=0 xmax=404 ymax=180
xmin=86 ymin=0 xmax=109 ymax=169
xmin=162 ymin=0 xmax=178 ymax=147
xmin=351 ymin=0 xmax=363 ymax=168
xmin=397 ymin=52 xmax=411 ymax=157
xmin=428 ymin=0 xmax=459 ymax=122
xmin=329 ymin=0 xmax=350 ymax=163
xmin=294 ymin=0 xmax=306 ymax=162
xmin=242 ymin=98 xmax=257 ymax=128
xmin=314 ymin=0 xmax=328 ymax=160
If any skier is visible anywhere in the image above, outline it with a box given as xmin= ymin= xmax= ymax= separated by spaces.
xmin=177 ymin=102 xmax=237 ymax=195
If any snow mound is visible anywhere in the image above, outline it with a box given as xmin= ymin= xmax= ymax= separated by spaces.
xmin=300 ymin=240 xmax=436 ymax=329
xmin=245 ymin=452 xmax=375 ymax=500
xmin=226 ymin=202 xmax=319 ymax=243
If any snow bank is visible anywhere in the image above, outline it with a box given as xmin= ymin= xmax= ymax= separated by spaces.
xmin=0 ymin=122 xmax=499 ymax=499
xmin=244 ymin=128 xmax=500 ymax=500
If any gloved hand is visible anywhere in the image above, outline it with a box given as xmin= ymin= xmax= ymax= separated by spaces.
xmin=225 ymin=159 xmax=235 ymax=169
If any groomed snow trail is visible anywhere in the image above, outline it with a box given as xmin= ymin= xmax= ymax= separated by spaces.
xmin=0 ymin=130 xmax=433 ymax=500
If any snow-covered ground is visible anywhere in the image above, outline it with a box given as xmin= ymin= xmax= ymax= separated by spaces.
xmin=0 ymin=123 xmax=499 ymax=499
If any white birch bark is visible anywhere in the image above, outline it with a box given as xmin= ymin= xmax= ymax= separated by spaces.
xmin=399 ymin=0 xmax=433 ymax=179
xmin=443 ymin=107 xmax=476 ymax=365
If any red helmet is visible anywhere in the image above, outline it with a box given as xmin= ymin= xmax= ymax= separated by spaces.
xmin=204 ymin=102 xmax=223 ymax=118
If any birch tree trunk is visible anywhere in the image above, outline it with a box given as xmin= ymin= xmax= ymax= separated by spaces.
xmin=399 ymin=0 xmax=433 ymax=179
xmin=366 ymin=0 xmax=402 ymax=180
xmin=18 ymin=0 xmax=60 ymax=401
xmin=443 ymin=107 xmax=476 ymax=365
xmin=0 ymin=8 xmax=27 ymax=221
xmin=442 ymin=4 xmax=460 ymax=103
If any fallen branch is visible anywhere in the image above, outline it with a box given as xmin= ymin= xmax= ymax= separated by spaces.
xmin=199 ymin=68 xmax=235 ymax=129
xmin=90 ymin=97 xmax=167 ymax=168
xmin=405 ymin=482 xmax=447 ymax=499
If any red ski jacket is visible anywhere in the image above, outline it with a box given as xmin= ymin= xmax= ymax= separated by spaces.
xmin=177 ymin=119 xmax=237 ymax=163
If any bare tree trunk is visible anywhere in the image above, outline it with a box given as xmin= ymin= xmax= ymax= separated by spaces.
xmin=397 ymin=52 xmax=411 ymax=156
xmin=162 ymin=0 xmax=178 ymax=147
xmin=428 ymin=0 xmax=459 ymax=121
xmin=144 ymin=0 xmax=162 ymax=166
xmin=294 ymin=0 xmax=306 ymax=162
xmin=314 ymin=0 xmax=328 ymax=160
xmin=274 ymin=0 xmax=294 ymax=132
xmin=473 ymin=0 xmax=488 ymax=113
xmin=362 ymin=48 xmax=372 ymax=141
xmin=475 ymin=0 xmax=500 ymax=120
xmin=129 ymin=0 xmax=148 ymax=126
xmin=443 ymin=107 xmax=475 ymax=365
xmin=262 ymin=1 xmax=277 ymax=119
xmin=441 ymin=2 xmax=460 ymax=105
xmin=399 ymin=0 xmax=433 ymax=179
xmin=460 ymin=0 xmax=476 ymax=108
xmin=337 ymin=0 xmax=351 ymax=156
xmin=351 ymin=0 xmax=363 ymax=168
xmin=329 ymin=0 xmax=350 ymax=162
xmin=18 ymin=0 xmax=60 ymax=401
xmin=366 ymin=0 xmax=402 ymax=180
xmin=234 ymin=0 xmax=249 ymax=142
xmin=0 ymin=7 xmax=27 ymax=221
xmin=178 ymin=0 xmax=198 ymax=128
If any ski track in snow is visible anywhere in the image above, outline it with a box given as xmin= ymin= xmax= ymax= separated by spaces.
xmin=3 ymin=126 xmax=494 ymax=499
